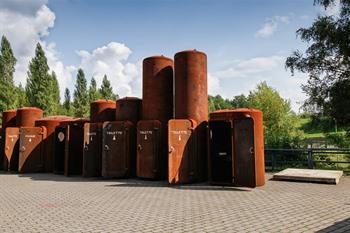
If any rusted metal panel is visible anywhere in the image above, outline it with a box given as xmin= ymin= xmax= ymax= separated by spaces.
xmin=208 ymin=120 xmax=233 ymax=184
xmin=2 ymin=110 xmax=17 ymax=128
xmin=3 ymin=127 xmax=20 ymax=171
xmin=0 ymin=128 xmax=4 ymax=170
xmin=142 ymin=56 xmax=173 ymax=123
xmin=63 ymin=119 xmax=89 ymax=176
xmin=136 ymin=120 xmax=164 ymax=179
xmin=168 ymin=119 xmax=201 ymax=184
xmin=90 ymin=100 xmax=116 ymax=123
xmin=16 ymin=107 xmax=43 ymax=127
xmin=102 ymin=121 xmax=136 ymax=178
xmin=115 ymin=97 xmax=142 ymax=125
xmin=233 ymin=118 xmax=256 ymax=187
xmin=209 ymin=108 xmax=265 ymax=187
xmin=174 ymin=50 xmax=208 ymax=123
xmin=18 ymin=126 xmax=47 ymax=173
xmin=35 ymin=116 xmax=72 ymax=172
xmin=53 ymin=125 xmax=66 ymax=174
xmin=83 ymin=123 xmax=102 ymax=177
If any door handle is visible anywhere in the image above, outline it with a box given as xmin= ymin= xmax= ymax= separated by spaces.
xmin=249 ymin=147 xmax=254 ymax=155
xmin=137 ymin=144 xmax=142 ymax=151
xmin=168 ymin=146 xmax=174 ymax=154
xmin=20 ymin=146 xmax=26 ymax=152
xmin=104 ymin=145 xmax=109 ymax=151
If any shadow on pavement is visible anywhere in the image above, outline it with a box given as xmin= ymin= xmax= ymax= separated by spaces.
xmin=317 ymin=218 xmax=350 ymax=233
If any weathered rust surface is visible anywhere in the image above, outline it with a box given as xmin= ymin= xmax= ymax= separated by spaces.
xmin=3 ymin=127 xmax=20 ymax=171
xmin=209 ymin=108 xmax=265 ymax=187
xmin=142 ymin=56 xmax=173 ymax=123
xmin=83 ymin=123 xmax=102 ymax=177
xmin=35 ymin=116 xmax=72 ymax=172
xmin=174 ymin=50 xmax=208 ymax=123
xmin=2 ymin=110 xmax=17 ymax=128
xmin=90 ymin=100 xmax=116 ymax=123
xmin=115 ymin=97 xmax=142 ymax=125
xmin=136 ymin=120 xmax=164 ymax=179
xmin=16 ymin=107 xmax=43 ymax=127
xmin=0 ymin=128 xmax=4 ymax=170
xmin=18 ymin=126 xmax=47 ymax=173
xmin=168 ymin=119 xmax=198 ymax=184
xmin=62 ymin=118 xmax=89 ymax=176
xmin=102 ymin=121 xmax=136 ymax=178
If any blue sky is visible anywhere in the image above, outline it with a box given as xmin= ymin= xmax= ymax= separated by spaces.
xmin=1 ymin=0 xmax=333 ymax=111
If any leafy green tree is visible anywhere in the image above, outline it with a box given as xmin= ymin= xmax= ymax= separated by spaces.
xmin=50 ymin=71 xmax=61 ymax=114
xmin=0 ymin=35 xmax=17 ymax=111
xmin=247 ymin=82 xmax=304 ymax=148
xmin=231 ymin=94 xmax=249 ymax=108
xmin=99 ymin=75 xmax=117 ymax=100
xmin=26 ymin=43 xmax=53 ymax=115
xmin=208 ymin=95 xmax=233 ymax=112
xmin=286 ymin=0 xmax=350 ymax=125
xmin=88 ymin=77 xmax=100 ymax=102
xmin=63 ymin=88 xmax=72 ymax=116
xmin=15 ymin=83 xmax=28 ymax=108
xmin=73 ymin=69 xmax=89 ymax=117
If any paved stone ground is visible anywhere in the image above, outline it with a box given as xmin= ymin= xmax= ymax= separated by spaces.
xmin=0 ymin=172 xmax=349 ymax=233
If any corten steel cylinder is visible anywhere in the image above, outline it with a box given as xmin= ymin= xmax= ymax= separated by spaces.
xmin=35 ymin=116 xmax=72 ymax=172
xmin=16 ymin=107 xmax=43 ymax=127
xmin=90 ymin=100 xmax=116 ymax=123
xmin=2 ymin=110 xmax=17 ymax=128
xmin=209 ymin=108 xmax=265 ymax=187
xmin=174 ymin=50 xmax=208 ymax=123
xmin=115 ymin=97 xmax=142 ymax=125
xmin=142 ymin=56 xmax=174 ymax=123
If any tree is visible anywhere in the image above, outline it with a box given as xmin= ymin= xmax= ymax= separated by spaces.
xmin=63 ymin=88 xmax=72 ymax=116
xmin=26 ymin=43 xmax=53 ymax=115
xmin=0 ymin=35 xmax=17 ymax=111
xmin=50 ymin=71 xmax=61 ymax=114
xmin=15 ymin=83 xmax=28 ymax=108
xmin=88 ymin=77 xmax=100 ymax=102
xmin=231 ymin=94 xmax=249 ymax=108
xmin=99 ymin=75 xmax=117 ymax=100
xmin=286 ymin=0 xmax=350 ymax=125
xmin=208 ymin=95 xmax=233 ymax=112
xmin=247 ymin=82 xmax=304 ymax=148
xmin=73 ymin=69 xmax=89 ymax=117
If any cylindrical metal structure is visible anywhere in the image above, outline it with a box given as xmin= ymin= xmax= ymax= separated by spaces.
xmin=90 ymin=99 xmax=116 ymax=123
xmin=174 ymin=50 xmax=208 ymax=123
xmin=16 ymin=107 xmax=43 ymax=127
xmin=115 ymin=97 xmax=142 ymax=125
xmin=2 ymin=110 xmax=17 ymax=128
xmin=35 ymin=116 xmax=72 ymax=172
xmin=142 ymin=56 xmax=173 ymax=123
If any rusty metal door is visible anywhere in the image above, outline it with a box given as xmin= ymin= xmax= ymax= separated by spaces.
xmin=18 ymin=127 xmax=47 ymax=173
xmin=0 ymin=128 xmax=4 ymax=170
xmin=168 ymin=119 xmax=197 ymax=184
xmin=208 ymin=120 xmax=233 ymax=184
xmin=4 ymin=127 xmax=20 ymax=171
xmin=233 ymin=118 xmax=256 ymax=187
xmin=102 ymin=121 xmax=136 ymax=178
xmin=136 ymin=120 xmax=162 ymax=179
xmin=64 ymin=124 xmax=84 ymax=176
xmin=54 ymin=126 xmax=66 ymax=174
xmin=83 ymin=123 xmax=102 ymax=177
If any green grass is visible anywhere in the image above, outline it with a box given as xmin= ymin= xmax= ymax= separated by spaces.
xmin=297 ymin=116 xmax=345 ymax=139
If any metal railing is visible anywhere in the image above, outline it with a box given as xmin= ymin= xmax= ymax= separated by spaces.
xmin=265 ymin=148 xmax=350 ymax=173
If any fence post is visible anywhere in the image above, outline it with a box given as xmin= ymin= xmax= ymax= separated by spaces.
xmin=272 ymin=151 xmax=276 ymax=171
xmin=307 ymin=149 xmax=314 ymax=169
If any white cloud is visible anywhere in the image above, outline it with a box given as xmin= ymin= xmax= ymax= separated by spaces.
xmin=209 ymin=55 xmax=308 ymax=112
xmin=77 ymin=42 xmax=141 ymax=97
xmin=255 ymin=15 xmax=293 ymax=38
xmin=320 ymin=0 xmax=341 ymax=16
xmin=0 ymin=1 xmax=75 ymax=100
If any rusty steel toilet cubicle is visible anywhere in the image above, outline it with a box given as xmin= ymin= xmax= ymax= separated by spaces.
xmin=209 ymin=108 xmax=265 ymax=188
